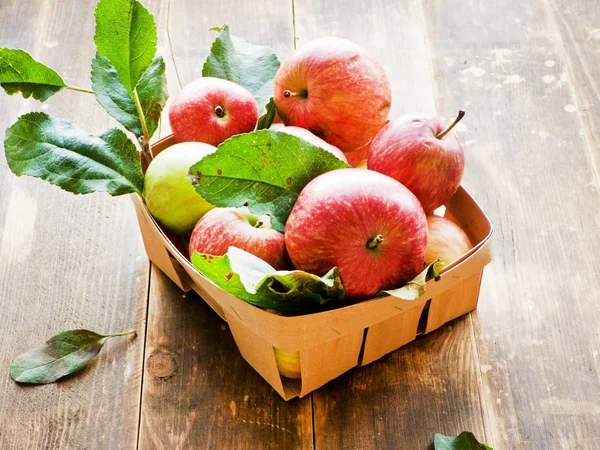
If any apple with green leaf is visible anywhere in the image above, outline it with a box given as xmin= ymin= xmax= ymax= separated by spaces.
xmin=285 ymin=168 xmax=427 ymax=298
xmin=143 ymin=142 xmax=216 ymax=235
xmin=189 ymin=206 xmax=288 ymax=270
xmin=425 ymin=215 xmax=472 ymax=268
xmin=368 ymin=110 xmax=466 ymax=212
xmin=273 ymin=36 xmax=391 ymax=153
xmin=169 ymin=77 xmax=260 ymax=146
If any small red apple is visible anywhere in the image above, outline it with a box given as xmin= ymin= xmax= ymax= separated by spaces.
xmin=368 ymin=111 xmax=466 ymax=212
xmin=188 ymin=206 xmax=287 ymax=270
xmin=169 ymin=77 xmax=259 ymax=146
xmin=425 ymin=215 xmax=473 ymax=268
xmin=285 ymin=168 xmax=427 ymax=298
xmin=273 ymin=36 xmax=391 ymax=153
xmin=270 ymin=124 xmax=348 ymax=163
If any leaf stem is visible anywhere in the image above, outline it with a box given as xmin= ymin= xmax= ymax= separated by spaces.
xmin=132 ymin=88 xmax=153 ymax=166
xmin=65 ymin=85 xmax=94 ymax=95
xmin=104 ymin=330 xmax=137 ymax=338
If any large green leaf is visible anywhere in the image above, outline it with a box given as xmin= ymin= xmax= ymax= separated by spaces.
xmin=189 ymin=130 xmax=349 ymax=231
xmin=91 ymin=54 xmax=167 ymax=140
xmin=94 ymin=0 xmax=157 ymax=95
xmin=0 ymin=48 xmax=65 ymax=101
xmin=191 ymin=247 xmax=345 ymax=316
xmin=4 ymin=112 xmax=144 ymax=195
xmin=434 ymin=432 xmax=493 ymax=450
xmin=10 ymin=329 xmax=135 ymax=384
xmin=202 ymin=25 xmax=280 ymax=110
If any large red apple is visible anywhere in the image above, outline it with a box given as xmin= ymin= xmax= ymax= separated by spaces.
xmin=285 ymin=169 xmax=427 ymax=298
xmin=189 ymin=206 xmax=287 ymax=270
xmin=270 ymin=124 xmax=348 ymax=163
xmin=368 ymin=111 xmax=465 ymax=212
xmin=169 ymin=77 xmax=259 ymax=146
xmin=425 ymin=215 xmax=472 ymax=268
xmin=273 ymin=36 xmax=391 ymax=153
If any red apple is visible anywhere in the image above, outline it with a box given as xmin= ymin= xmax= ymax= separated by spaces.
xmin=285 ymin=168 xmax=427 ymax=298
xmin=425 ymin=215 xmax=473 ymax=268
xmin=273 ymin=36 xmax=391 ymax=153
xmin=189 ymin=206 xmax=287 ymax=270
xmin=368 ymin=111 xmax=466 ymax=212
xmin=270 ymin=124 xmax=348 ymax=163
xmin=345 ymin=145 xmax=369 ymax=168
xmin=169 ymin=77 xmax=259 ymax=146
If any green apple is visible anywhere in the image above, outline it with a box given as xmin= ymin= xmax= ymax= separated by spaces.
xmin=143 ymin=142 xmax=216 ymax=235
xmin=274 ymin=348 xmax=301 ymax=379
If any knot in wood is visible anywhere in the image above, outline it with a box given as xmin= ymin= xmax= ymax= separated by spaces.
xmin=147 ymin=350 xmax=178 ymax=379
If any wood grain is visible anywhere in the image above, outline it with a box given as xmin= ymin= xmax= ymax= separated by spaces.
xmin=0 ymin=0 xmax=155 ymax=448
xmin=138 ymin=268 xmax=313 ymax=450
xmin=422 ymin=0 xmax=600 ymax=447
xmin=136 ymin=1 xmax=314 ymax=449
xmin=293 ymin=0 xmax=489 ymax=448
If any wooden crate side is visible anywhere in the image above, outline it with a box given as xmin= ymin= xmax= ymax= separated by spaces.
xmin=225 ymin=311 xmax=291 ymax=400
xmin=132 ymin=195 xmax=191 ymax=292
xmin=360 ymin=300 xmax=427 ymax=366
xmin=425 ymin=269 xmax=483 ymax=334
xmin=298 ymin=330 xmax=365 ymax=397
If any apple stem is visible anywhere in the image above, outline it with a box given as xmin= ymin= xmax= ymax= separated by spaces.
xmin=366 ymin=235 xmax=384 ymax=249
xmin=436 ymin=110 xmax=465 ymax=140
xmin=283 ymin=89 xmax=308 ymax=99
xmin=255 ymin=220 xmax=264 ymax=228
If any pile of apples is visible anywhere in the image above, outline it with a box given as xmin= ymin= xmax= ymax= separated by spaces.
xmin=144 ymin=36 xmax=473 ymax=301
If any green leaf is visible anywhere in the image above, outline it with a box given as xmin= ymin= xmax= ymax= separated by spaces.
xmin=91 ymin=54 xmax=140 ymax=135
xmin=189 ymin=130 xmax=349 ymax=231
xmin=10 ymin=329 xmax=135 ymax=384
xmin=255 ymin=97 xmax=277 ymax=130
xmin=384 ymin=261 xmax=444 ymax=300
xmin=191 ymin=247 xmax=345 ymax=315
xmin=4 ymin=112 xmax=144 ymax=195
xmin=137 ymin=55 xmax=168 ymax=139
xmin=0 ymin=48 xmax=66 ymax=101
xmin=202 ymin=25 xmax=280 ymax=110
xmin=434 ymin=432 xmax=493 ymax=450
xmin=91 ymin=54 xmax=167 ymax=140
xmin=94 ymin=0 xmax=157 ymax=95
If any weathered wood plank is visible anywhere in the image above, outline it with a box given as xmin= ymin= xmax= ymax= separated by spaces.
xmin=293 ymin=1 xmax=489 ymax=448
xmin=0 ymin=0 xmax=154 ymax=448
xmin=137 ymin=1 xmax=314 ymax=449
xmin=422 ymin=0 xmax=600 ymax=447
xmin=139 ymin=268 xmax=314 ymax=450
xmin=544 ymin=0 xmax=600 ymax=194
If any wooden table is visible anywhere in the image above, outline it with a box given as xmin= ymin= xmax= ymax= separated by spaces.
xmin=1 ymin=0 xmax=599 ymax=448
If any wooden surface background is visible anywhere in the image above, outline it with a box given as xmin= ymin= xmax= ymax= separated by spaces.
xmin=1 ymin=0 xmax=599 ymax=448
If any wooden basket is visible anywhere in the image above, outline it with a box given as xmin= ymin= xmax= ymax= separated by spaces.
xmin=132 ymin=135 xmax=493 ymax=400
